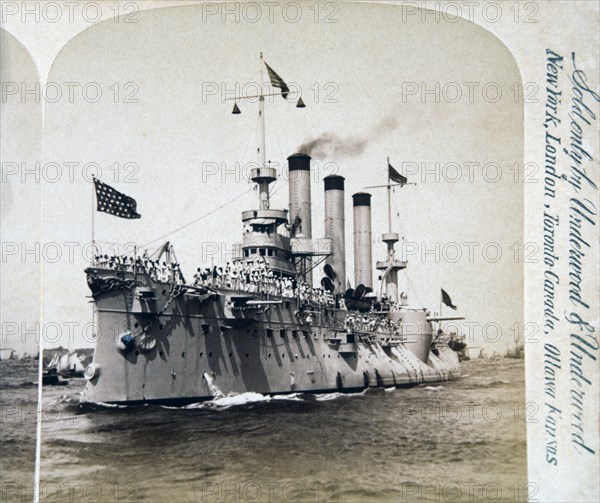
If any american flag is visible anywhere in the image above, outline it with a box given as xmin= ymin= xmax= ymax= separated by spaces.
xmin=264 ymin=62 xmax=290 ymax=99
xmin=93 ymin=178 xmax=141 ymax=219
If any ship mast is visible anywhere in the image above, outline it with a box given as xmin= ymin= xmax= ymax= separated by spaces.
xmin=229 ymin=54 xmax=306 ymax=278
xmin=229 ymin=53 xmax=302 ymax=210
xmin=259 ymin=52 xmax=266 ymax=170
xmin=367 ymin=160 xmax=412 ymax=302
xmin=387 ymin=156 xmax=392 ymax=234
xmin=255 ymin=53 xmax=271 ymax=209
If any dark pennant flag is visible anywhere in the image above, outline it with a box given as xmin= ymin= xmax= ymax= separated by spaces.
xmin=441 ymin=288 xmax=457 ymax=310
xmin=264 ymin=62 xmax=290 ymax=99
xmin=93 ymin=178 xmax=141 ymax=219
xmin=389 ymin=163 xmax=408 ymax=185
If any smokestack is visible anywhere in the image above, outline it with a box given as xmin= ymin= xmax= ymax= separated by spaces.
xmin=288 ymin=153 xmax=312 ymax=239
xmin=288 ymin=153 xmax=312 ymax=284
xmin=352 ymin=192 xmax=372 ymax=288
xmin=324 ymin=175 xmax=345 ymax=292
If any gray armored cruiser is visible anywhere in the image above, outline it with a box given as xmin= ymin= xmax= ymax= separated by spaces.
xmin=81 ymin=58 xmax=465 ymax=406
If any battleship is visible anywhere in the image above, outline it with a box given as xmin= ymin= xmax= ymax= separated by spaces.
xmin=81 ymin=56 xmax=466 ymax=406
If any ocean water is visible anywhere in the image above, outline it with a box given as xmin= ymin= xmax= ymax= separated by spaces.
xmin=1 ymin=358 xmax=527 ymax=503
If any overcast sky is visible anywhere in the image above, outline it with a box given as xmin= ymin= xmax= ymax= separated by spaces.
xmin=2 ymin=3 xmax=523 ymax=355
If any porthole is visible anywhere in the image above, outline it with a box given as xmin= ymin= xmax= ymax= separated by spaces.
xmin=181 ymin=352 xmax=186 ymax=358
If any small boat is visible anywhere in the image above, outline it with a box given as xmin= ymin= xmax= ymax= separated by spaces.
xmin=42 ymin=368 xmax=69 ymax=386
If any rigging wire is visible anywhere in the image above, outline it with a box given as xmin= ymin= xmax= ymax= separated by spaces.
xmin=128 ymin=112 xmax=263 ymax=256
xmin=392 ymin=187 xmax=424 ymax=307
xmin=269 ymin=167 xmax=287 ymax=199
xmin=242 ymin=110 xmax=260 ymax=168
xmin=136 ymin=186 xmax=255 ymax=252
xmin=403 ymin=271 xmax=425 ymax=308
xmin=392 ymin=187 xmax=407 ymax=242
xmin=105 ymin=111 xmax=265 ymax=259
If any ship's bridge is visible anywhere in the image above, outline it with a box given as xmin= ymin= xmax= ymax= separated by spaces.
xmin=238 ymin=208 xmax=296 ymax=277
xmin=241 ymin=209 xmax=288 ymax=225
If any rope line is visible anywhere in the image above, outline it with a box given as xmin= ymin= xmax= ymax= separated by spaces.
xmin=137 ymin=186 xmax=254 ymax=252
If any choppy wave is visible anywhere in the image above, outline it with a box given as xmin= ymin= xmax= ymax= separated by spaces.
xmin=185 ymin=391 xmax=272 ymax=409
xmin=487 ymin=379 xmax=512 ymax=387
xmin=81 ymin=387 xmax=375 ymax=412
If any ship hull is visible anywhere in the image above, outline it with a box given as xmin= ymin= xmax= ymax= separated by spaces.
xmin=82 ymin=269 xmax=461 ymax=405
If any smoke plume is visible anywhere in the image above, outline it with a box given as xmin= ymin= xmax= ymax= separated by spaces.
xmin=297 ymin=114 xmax=400 ymax=159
